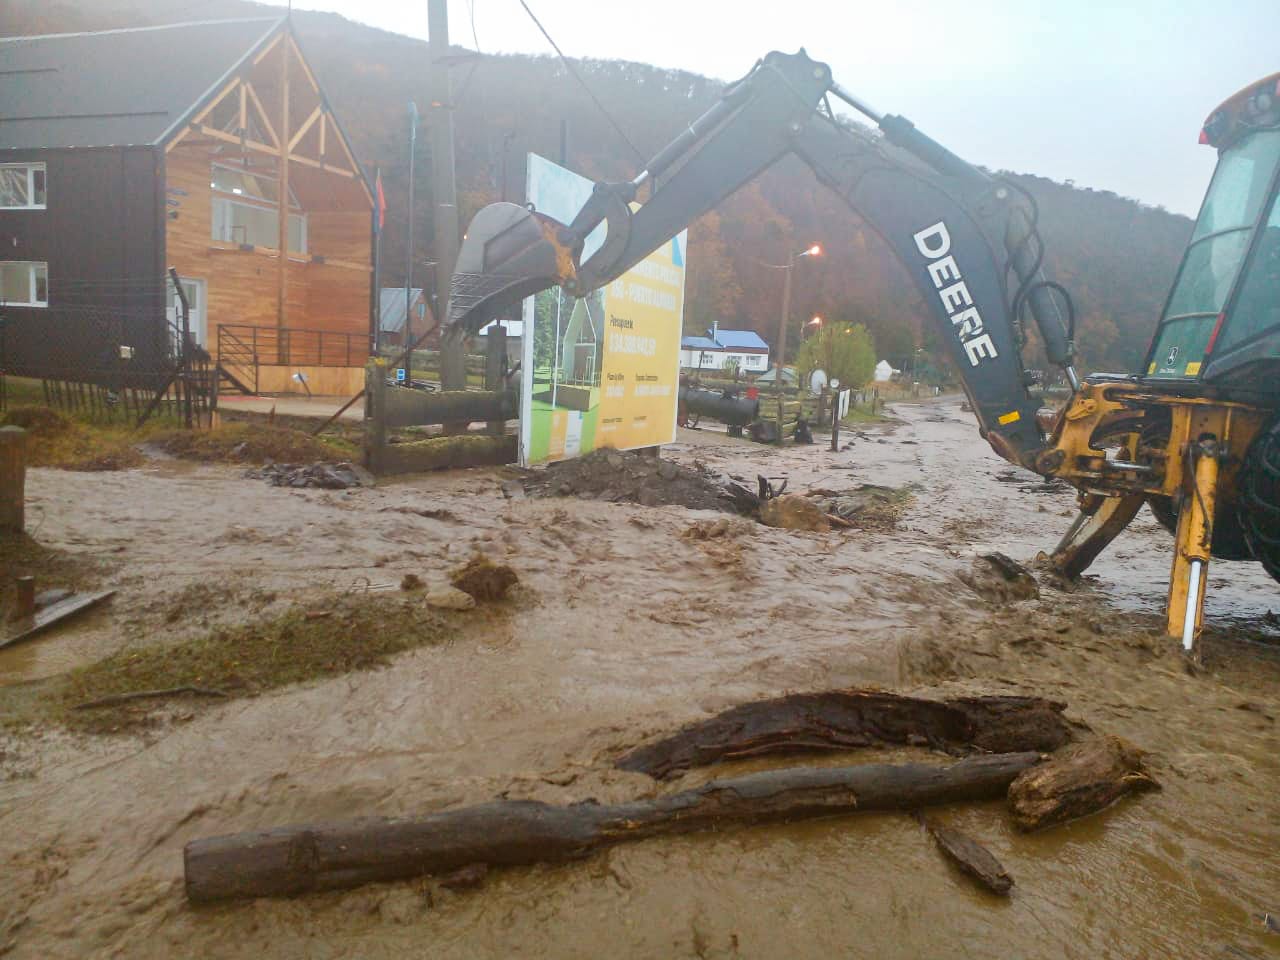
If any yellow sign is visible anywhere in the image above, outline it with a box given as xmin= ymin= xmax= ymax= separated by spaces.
xmin=597 ymin=235 xmax=686 ymax=450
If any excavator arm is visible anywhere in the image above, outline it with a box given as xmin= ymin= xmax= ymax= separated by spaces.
xmin=444 ymin=49 xmax=1079 ymax=468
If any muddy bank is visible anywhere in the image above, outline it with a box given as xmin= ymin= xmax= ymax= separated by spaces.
xmin=0 ymin=398 xmax=1277 ymax=959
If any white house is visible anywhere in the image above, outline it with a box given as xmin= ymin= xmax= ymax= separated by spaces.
xmin=679 ymin=322 xmax=770 ymax=373
xmin=873 ymin=359 xmax=899 ymax=382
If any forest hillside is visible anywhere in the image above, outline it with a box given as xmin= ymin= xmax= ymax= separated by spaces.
xmin=2 ymin=0 xmax=1196 ymax=372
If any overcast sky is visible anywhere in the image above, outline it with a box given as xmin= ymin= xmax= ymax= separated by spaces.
xmin=280 ymin=0 xmax=1276 ymax=216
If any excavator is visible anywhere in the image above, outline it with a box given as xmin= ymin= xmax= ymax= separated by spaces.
xmin=439 ymin=51 xmax=1280 ymax=653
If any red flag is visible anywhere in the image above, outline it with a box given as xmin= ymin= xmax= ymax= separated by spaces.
xmin=374 ymin=168 xmax=386 ymax=232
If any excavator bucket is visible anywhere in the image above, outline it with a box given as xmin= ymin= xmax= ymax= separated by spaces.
xmin=443 ymin=202 xmax=578 ymax=338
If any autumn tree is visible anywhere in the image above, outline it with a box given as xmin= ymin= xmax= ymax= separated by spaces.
xmin=797 ymin=322 xmax=877 ymax=391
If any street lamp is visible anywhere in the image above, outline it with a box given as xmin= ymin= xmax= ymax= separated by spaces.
xmin=804 ymin=315 xmax=823 ymax=339
xmin=770 ymin=243 xmax=822 ymax=442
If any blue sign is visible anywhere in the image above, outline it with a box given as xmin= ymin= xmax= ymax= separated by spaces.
xmin=395 ymin=368 xmax=406 ymax=382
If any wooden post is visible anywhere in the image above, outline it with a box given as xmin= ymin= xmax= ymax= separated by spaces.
xmin=12 ymin=576 xmax=35 ymax=620
xmin=484 ymin=325 xmax=507 ymax=436
xmin=364 ymin=359 xmax=387 ymax=474
xmin=0 ymin=426 xmax=26 ymax=535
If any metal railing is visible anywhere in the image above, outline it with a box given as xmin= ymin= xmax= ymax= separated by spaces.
xmin=216 ymin=324 xmax=369 ymax=369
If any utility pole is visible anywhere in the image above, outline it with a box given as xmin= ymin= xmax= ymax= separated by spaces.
xmin=775 ymin=262 xmax=793 ymax=444
xmin=405 ymin=103 xmax=418 ymax=385
xmin=429 ymin=0 xmax=465 ymax=415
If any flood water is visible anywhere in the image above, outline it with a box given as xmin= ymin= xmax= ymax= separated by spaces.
xmin=1 ymin=397 xmax=1277 ymax=958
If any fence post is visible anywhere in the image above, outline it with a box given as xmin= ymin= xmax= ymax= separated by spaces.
xmin=365 ymin=358 xmax=387 ymax=473
xmin=484 ymin=326 xmax=507 ymax=437
xmin=0 ymin=426 xmax=26 ymax=535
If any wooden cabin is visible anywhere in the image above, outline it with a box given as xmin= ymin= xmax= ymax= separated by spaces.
xmin=0 ymin=18 xmax=373 ymax=397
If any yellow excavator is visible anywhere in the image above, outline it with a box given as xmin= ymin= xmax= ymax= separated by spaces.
xmin=439 ymin=53 xmax=1280 ymax=653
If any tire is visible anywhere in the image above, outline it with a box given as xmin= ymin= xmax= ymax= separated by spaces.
xmin=1238 ymin=416 xmax=1280 ymax=581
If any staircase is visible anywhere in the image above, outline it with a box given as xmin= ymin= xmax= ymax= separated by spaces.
xmin=216 ymin=326 xmax=258 ymax=395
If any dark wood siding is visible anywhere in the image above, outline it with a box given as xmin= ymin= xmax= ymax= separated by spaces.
xmin=0 ymin=145 xmax=167 ymax=385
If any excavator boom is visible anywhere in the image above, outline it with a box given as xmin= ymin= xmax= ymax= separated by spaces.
xmin=444 ymin=49 xmax=1079 ymax=468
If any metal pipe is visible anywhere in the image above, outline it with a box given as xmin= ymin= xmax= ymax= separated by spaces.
xmin=1183 ymin=559 xmax=1203 ymax=652
xmin=827 ymin=82 xmax=884 ymax=124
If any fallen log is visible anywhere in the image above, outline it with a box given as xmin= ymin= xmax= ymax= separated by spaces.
xmin=1008 ymin=735 xmax=1159 ymax=831
xmin=918 ymin=815 xmax=1013 ymax=895
xmin=616 ymin=690 xmax=1071 ymax=780
xmin=184 ymin=752 xmax=1040 ymax=904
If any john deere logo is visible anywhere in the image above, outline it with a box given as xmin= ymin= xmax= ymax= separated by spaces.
xmin=1166 ymin=346 xmax=1180 ymax=365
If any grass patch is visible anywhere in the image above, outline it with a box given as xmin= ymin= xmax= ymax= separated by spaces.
xmin=150 ymin=421 xmax=356 ymax=464
xmin=0 ymin=533 xmax=107 ymax=612
xmin=839 ymin=402 xmax=893 ymax=425
xmin=54 ymin=592 xmax=457 ymax=733
xmin=2 ymin=405 xmax=144 ymax=471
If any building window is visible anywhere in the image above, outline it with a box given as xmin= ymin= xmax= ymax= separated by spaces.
xmin=0 ymin=163 xmax=46 ymax=210
xmin=0 ymin=261 xmax=49 ymax=307
xmin=210 ymin=163 xmax=306 ymax=254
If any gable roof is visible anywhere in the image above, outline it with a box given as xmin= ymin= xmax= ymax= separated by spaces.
xmin=0 ymin=18 xmax=281 ymax=151
xmin=681 ymin=336 xmax=720 ymax=350
xmin=681 ymin=329 xmax=770 ymax=352
xmin=712 ymin=329 xmax=769 ymax=350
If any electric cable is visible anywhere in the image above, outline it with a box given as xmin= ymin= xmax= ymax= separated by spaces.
xmin=515 ymin=0 xmax=647 ymax=167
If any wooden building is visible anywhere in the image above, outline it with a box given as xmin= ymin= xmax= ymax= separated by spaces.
xmin=0 ymin=18 xmax=373 ymax=396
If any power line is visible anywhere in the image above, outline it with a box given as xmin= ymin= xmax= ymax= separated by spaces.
xmin=515 ymin=0 xmax=646 ymax=166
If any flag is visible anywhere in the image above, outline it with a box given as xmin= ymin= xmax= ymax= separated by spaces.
xmin=374 ymin=167 xmax=386 ymax=233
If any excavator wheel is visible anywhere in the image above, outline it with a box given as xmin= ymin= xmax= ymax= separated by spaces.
xmin=1236 ymin=416 xmax=1280 ymax=582
xmin=1140 ymin=411 xmax=1255 ymax=562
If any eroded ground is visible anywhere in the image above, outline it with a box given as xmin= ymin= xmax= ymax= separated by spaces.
xmin=2 ymin=397 xmax=1278 ymax=959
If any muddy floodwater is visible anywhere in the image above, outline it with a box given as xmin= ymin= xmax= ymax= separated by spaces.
xmin=2 ymin=397 xmax=1278 ymax=958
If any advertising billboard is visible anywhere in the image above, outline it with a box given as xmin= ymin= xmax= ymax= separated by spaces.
xmin=520 ymin=153 xmax=686 ymax=465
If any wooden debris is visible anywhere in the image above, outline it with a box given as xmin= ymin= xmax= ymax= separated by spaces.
xmin=615 ymin=690 xmax=1072 ymax=780
xmin=1007 ymin=735 xmax=1159 ymax=831
xmin=74 ymin=686 xmax=229 ymax=710
xmin=918 ymin=815 xmax=1013 ymax=895
xmin=184 ymin=752 xmax=1041 ymax=903
xmin=0 ymin=589 xmax=116 ymax=651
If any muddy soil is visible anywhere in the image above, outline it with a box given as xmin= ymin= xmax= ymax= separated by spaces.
xmin=2 ymin=397 xmax=1278 ymax=959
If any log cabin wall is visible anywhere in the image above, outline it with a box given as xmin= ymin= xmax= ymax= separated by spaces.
xmin=162 ymin=26 xmax=372 ymax=368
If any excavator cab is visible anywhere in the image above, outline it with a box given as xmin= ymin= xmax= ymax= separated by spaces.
xmin=1145 ymin=74 xmax=1280 ymax=394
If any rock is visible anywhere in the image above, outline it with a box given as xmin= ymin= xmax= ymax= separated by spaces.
xmin=244 ymin=461 xmax=365 ymax=490
xmin=425 ymin=586 xmax=476 ymax=611
xmin=449 ymin=557 xmax=519 ymax=602
xmin=400 ymin=573 xmax=424 ymax=591
xmin=500 ymin=479 xmax=525 ymax=500
xmin=959 ymin=552 xmax=1040 ymax=603
xmin=759 ymin=494 xmax=831 ymax=532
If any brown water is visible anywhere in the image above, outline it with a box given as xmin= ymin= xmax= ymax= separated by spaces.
xmin=2 ymin=398 xmax=1277 ymax=959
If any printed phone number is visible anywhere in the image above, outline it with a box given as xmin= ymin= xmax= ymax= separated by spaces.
xmin=608 ymin=332 xmax=657 ymax=356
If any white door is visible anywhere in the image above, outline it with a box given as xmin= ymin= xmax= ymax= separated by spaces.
xmin=167 ymin=277 xmax=207 ymax=347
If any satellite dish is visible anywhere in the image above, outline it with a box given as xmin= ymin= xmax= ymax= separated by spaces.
xmin=809 ymin=368 xmax=828 ymax=396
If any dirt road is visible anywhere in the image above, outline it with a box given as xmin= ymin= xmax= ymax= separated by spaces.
xmin=2 ymin=397 xmax=1278 ymax=958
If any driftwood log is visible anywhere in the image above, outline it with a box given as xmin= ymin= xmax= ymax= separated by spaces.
xmin=185 ymin=752 xmax=1040 ymax=904
xmin=1008 ymin=735 xmax=1159 ymax=831
xmin=616 ymin=690 xmax=1072 ymax=780
xmin=918 ymin=816 xmax=1014 ymax=895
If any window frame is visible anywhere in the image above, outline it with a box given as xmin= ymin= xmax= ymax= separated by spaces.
xmin=0 ymin=162 xmax=47 ymax=211
xmin=209 ymin=162 xmax=307 ymax=255
xmin=0 ymin=261 xmax=49 ymax=307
